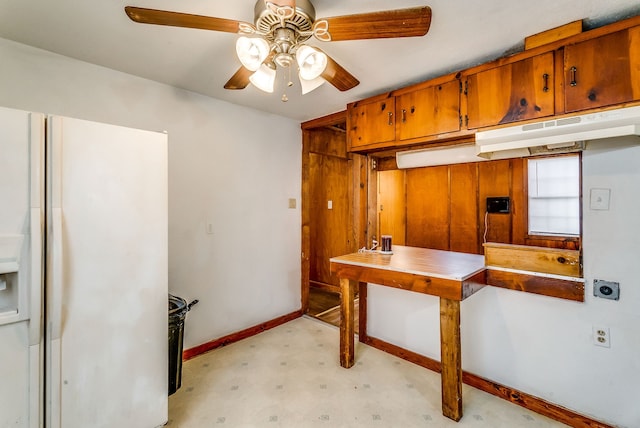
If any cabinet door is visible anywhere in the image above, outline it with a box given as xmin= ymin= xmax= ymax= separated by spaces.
xmin=347 ymin=98 xmax=395 ymax=149
xmin=466 ymin=52 xmax=555 ymax=129
xmin=564 ymin=27 xmax=640 ymax=112
xmin=396 ymin=80 xmax=460 ymax=141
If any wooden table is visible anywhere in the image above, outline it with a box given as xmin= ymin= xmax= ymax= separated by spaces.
xmin=330 ymin=245 xmax=486 ymax=422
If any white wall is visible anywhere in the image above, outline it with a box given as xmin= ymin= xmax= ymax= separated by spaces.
xmin=368 ymin=139 xmax=640 ymax=427
xmin=0 ymin=38 xmax=302 ymax=350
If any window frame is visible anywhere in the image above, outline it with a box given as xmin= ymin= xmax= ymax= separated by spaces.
xmin=524 ymin=153 xmax=582 ymax=248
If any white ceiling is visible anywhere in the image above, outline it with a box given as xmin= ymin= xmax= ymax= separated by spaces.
xmin=1 ymin=0 xmax=639 ymax=122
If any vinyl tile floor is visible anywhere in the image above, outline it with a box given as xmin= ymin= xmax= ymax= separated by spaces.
xmin=167 ymin=316 xmax=567 ymax=428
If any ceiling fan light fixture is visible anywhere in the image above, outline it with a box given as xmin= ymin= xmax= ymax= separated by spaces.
xmin=299 ymin=74 xmax=325 ymax=95
xmin=236 ymin=36 xmax=270 ymax=71
xmin=249 ymin=63 xmax=277 ymax=93
xmin=296 ymin=45 xmax=327 ymax=80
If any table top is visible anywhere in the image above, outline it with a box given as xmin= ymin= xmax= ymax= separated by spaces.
xmin=330 ymin=245 xmax=485 ymax=281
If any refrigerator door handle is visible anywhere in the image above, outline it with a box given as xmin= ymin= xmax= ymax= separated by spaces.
xmin=29 ymin=112 xmax=45 ymax=347
xmin=50 ymin=207 xmax=64 ymax=341
xmin=46 ymin=115 xmax=63 ymax=428
xmin=29 ymin=208 xmax=43 ymax=345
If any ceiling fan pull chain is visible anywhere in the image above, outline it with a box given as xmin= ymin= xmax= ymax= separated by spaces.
xmin=281 ymin=66 xmax=291 ymax=102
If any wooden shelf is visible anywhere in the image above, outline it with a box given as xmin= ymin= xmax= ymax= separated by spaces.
xmin=483 ymin=242 xmax=584 ymax=301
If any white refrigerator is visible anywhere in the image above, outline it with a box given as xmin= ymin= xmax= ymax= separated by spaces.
xmin=0 ymin=106 xmax=168 ymax=427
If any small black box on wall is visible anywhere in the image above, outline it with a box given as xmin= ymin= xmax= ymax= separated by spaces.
xmin=486 ymin=197 xmax=510 ymax=213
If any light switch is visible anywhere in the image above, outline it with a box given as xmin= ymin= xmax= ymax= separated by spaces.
xmin=288 ymin=198 xmax=296 ymax=209
xmin=327 ymin=200 xmax=333 ymax=210
xmin=590 ymin=188 xmax=610 ymax=210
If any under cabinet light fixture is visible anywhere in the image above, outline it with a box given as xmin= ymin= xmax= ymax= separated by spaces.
xmin=396 ymin=144 xmax=487 ymax=169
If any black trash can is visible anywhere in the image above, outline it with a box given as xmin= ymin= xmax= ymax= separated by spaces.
xmin=168 ymin=294 xmax=189 ymax=396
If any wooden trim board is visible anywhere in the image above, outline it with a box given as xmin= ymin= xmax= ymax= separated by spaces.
xmin=525 ymin=20 xmax=583 ymax=50
xmin=486 ymin=268 xmax=585 ymax=301
xmin=182 ymin=310 xmax=303 ymax=361
xmin=361 ymin=335 xmax=614 ymax=428
xmin=484 ymin=242 xmax=582 ymax=278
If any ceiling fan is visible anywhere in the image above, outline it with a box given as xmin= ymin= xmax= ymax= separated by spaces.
xmin=125 ymin=1 xmax=432 ymax=99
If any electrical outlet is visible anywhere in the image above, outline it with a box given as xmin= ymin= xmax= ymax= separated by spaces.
xmin=593 ymin=326 xmax=610 ymax=348
xmin=593 ymin=279 xmax=620 ymax=300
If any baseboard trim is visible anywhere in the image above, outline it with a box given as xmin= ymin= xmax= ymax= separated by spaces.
xmin=361 ymin=335 xmax=613 ymax=428
xmin=182 ymin=309 xmax=303 ymax=361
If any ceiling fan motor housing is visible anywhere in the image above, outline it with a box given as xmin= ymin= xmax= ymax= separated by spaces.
xmin=254 ymin=0 xmax=315 ymax=44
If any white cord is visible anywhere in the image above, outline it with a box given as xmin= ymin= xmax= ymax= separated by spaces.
xmin=483 ymin=211 xmax=489 ymax=243
xmin=358 ymin=239 xmax=378 ymax=253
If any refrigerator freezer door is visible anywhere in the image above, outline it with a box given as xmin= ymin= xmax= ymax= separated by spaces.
xmin=46 ymin=116 xmax=168 ymax=428
xmin=0 ymin=106 xmax=44 ymax=428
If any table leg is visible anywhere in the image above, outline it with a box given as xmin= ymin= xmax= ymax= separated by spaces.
xmin=440 ymin=297 xmax=462 ymax=421
xmin=358 ymin=281 xmax=367 ymax=342
xmin=339 ymin=277 xmax=355 ymax=368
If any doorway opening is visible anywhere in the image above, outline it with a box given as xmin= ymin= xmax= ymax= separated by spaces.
xmin=301 ymin=113 xmax=366 ymax=327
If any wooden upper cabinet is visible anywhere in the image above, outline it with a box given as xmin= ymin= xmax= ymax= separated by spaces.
xmin=344 ymin=17 xmax=640 ymax=152
xmin=564 ymin=27 xmax=640 ymax=112
xmin=347 ymin=97 xmax=396 ymax=150
xmin=395 ymin=80 xmax=461 ymax=142
xmin=466 ymin=52 xmax=556 ymax=129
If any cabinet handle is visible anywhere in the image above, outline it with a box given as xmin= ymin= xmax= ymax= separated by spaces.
xmin=570 ymin=66 xmax=578 ymax=87
xmin=401 ymin=109 xmax=407 ymax=123
xmin=542 ymin=73 xmax=549 ymax=92
xmin=388 ymin=112 xmax=393 ymax=126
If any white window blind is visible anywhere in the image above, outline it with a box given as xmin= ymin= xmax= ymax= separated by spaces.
xmin=528 ymin=155 xmax=580 ymax=236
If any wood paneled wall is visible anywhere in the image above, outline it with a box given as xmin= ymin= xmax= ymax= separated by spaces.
xmin=477 ymin=160 xmax=513 ymax=247
xmin=381 ymin=157 xmax=579 ymax=255
xmin=302 ymin=122 xmax=368 ymax=304
xmin=308 ymin=152 xmax=353 ymax=287
xmin=406 ymin=165 xmax=450 ymax=250
xmin=377 ymin=170 xmax=406 ymax=245
xmin=450 ymin=163 xmax=480 ymax=253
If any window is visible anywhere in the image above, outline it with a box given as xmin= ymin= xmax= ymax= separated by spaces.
xmin=528 ymin=155 xmax=580 ymax=236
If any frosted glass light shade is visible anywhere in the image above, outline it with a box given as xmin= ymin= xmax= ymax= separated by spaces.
xmin=299 ymin=74 xmax=325 ymax=94
xmin=296 ymin=45 xmax=327 ymax=80
xmin=236 ymin=37 xmax=270 ymax=71
xmin=249 ymin=64 xmax=276 ymax=93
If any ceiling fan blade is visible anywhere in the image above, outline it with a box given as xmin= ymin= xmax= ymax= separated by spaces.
xmin=318 ymin=50 xmax=360 ymax=92
xmin=313 ymin=6 xmax=432 ymax=42
xmin=224 ymin=66 xmax=253 ymax=90
xmin=125 ymin=6 xmax=252 ymax=33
